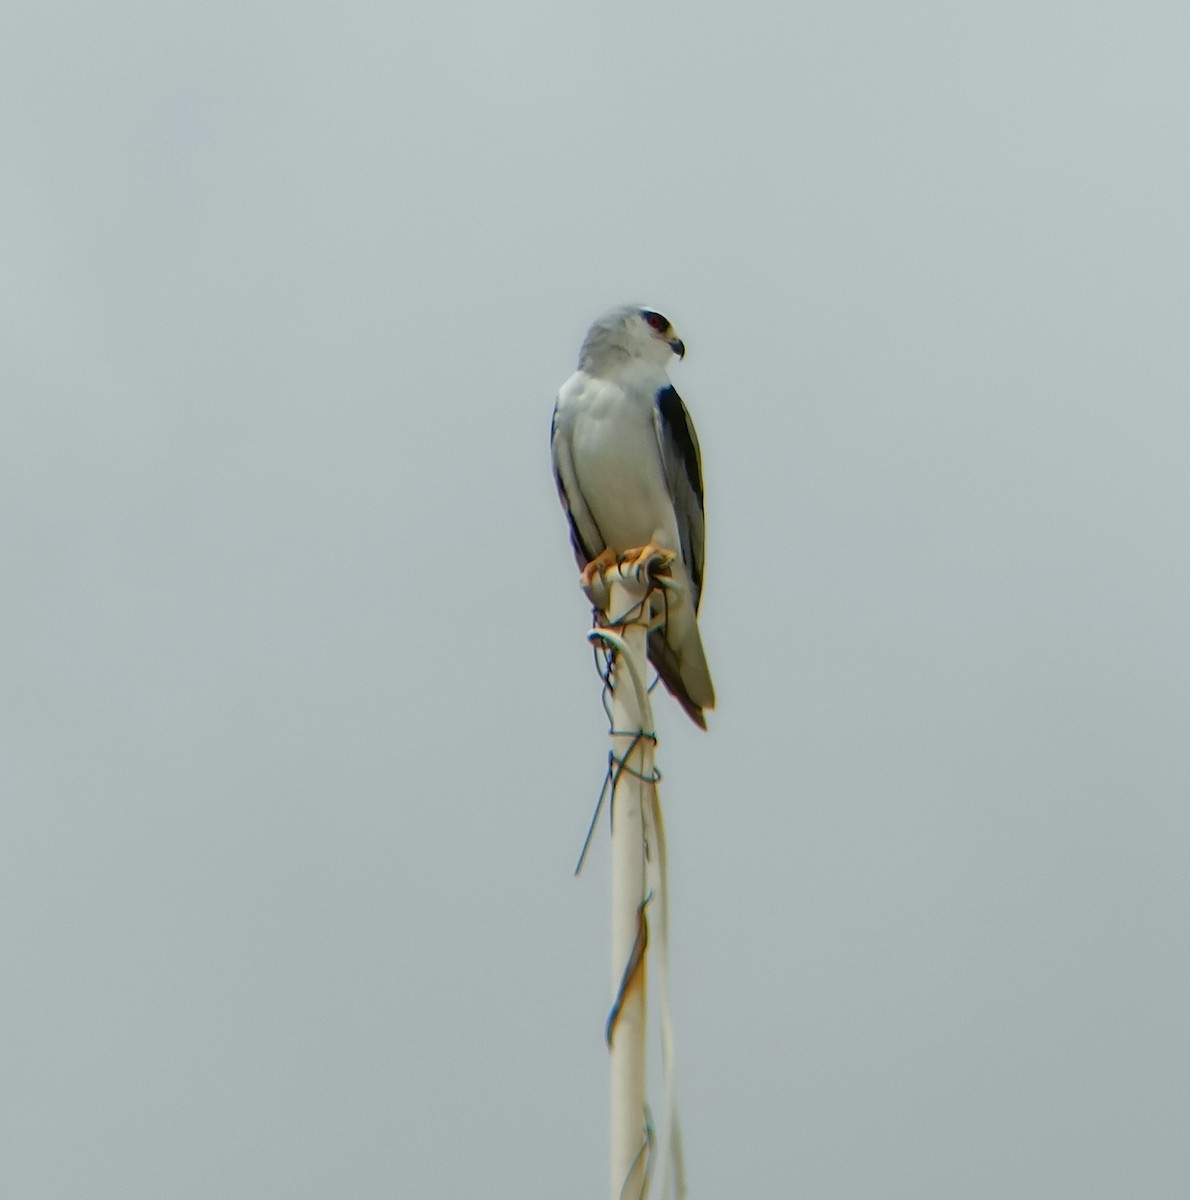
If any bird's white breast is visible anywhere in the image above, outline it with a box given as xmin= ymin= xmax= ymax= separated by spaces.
xmin=556 ymin=366 xmax=681 ymax=554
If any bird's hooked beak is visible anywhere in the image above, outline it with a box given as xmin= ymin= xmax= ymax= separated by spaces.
xmin=669 ymin=336 xmax=686 ymax=360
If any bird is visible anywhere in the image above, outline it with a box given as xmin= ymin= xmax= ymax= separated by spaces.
xmin=550 ymin=304 xmax=715 ymax=729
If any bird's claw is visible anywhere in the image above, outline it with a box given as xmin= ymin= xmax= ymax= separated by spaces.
xmin=579 ymin=548 xmax=618 ymax=591
xmin=579 ymin=549 xmax=618 ymax=610
xmin=617 ymin=543 xmax=674 ymax=583
xmin=580 ymin=544 xmax=675 ymax=614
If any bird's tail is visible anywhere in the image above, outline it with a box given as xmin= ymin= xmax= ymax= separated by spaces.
xmin=647 ymin=589 xmax=715 ymax=730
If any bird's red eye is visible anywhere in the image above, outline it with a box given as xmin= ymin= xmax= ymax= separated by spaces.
xmin=643 ymin=311 xmax=669 ymax=333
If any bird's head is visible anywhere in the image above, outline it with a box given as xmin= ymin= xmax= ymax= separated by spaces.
xmin=579 ymin=304 xmax=686 ymax=371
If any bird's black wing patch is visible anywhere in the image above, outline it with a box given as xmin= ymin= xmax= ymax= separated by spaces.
xmin=654 ymin=385 xmax=706 ymax=605
xmin=656 ymin=387 xmax=703 ymax=496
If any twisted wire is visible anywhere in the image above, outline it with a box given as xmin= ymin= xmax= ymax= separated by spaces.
xmin=575 ymin=600 xmax=663 ymax=876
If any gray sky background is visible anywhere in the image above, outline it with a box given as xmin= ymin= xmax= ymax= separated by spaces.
xmin=3 ymin=2 xmax=1188 ymax=1197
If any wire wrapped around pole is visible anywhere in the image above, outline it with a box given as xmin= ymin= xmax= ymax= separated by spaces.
xmin=597 ymin=567 xmax=654 ymax=1200
xmin=581 ymin=549 xmax=687 ymax=1200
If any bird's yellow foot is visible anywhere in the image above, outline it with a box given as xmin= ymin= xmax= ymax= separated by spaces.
xmin=617 ymin=543 xmax=675 ymax=581
xmin=579 ymin=548 xmax=618 ymax=591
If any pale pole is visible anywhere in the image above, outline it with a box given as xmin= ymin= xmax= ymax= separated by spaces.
xmin=585 ymin=552 xmax=666 ymax=1200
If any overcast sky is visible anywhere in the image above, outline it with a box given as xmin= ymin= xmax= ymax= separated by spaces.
xmin=3 ymin=2 xmax=1188 ymax=1197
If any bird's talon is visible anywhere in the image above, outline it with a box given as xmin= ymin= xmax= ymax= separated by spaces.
xmin=619 ymin=543 xmax=675 ymax=581
xmin=579 ymin=548 xmax=618 ymax=589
